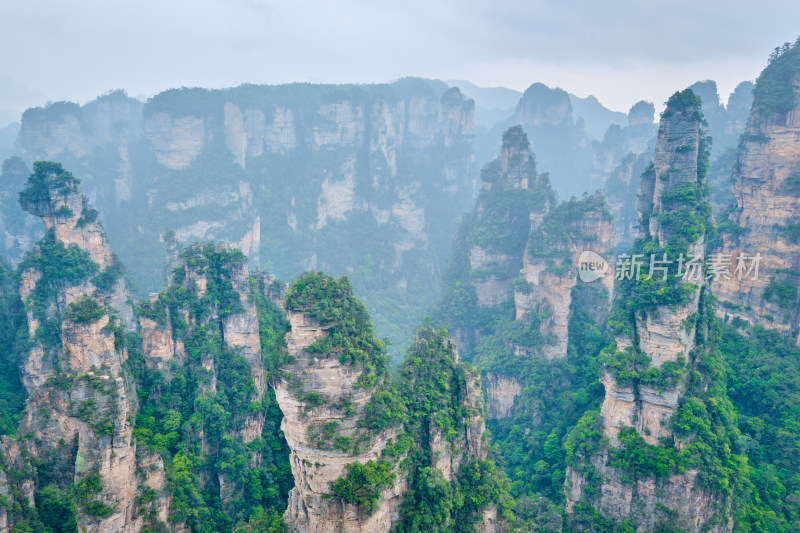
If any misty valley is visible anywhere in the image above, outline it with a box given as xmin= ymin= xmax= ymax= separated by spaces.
xmin=1 ymin=34 xmax=800 ymax=533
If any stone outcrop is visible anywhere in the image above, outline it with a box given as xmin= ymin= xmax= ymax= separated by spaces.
xmin=12 ymin=80 xmax=476 ymax=355
xmin=428 ymin=350 xmax=490 ymax=481
xmin=614 ymin=93 xmax=709 ymax=436
xmin=2 ymin=166 xmax=287 ymax=533
xmin=275 ymin=310 xmax=405 ymax=533
xmin=467 ymin=126 xmax=552 ymax=311
xmin=515 ymin=193 xmax=615 ymax=360
xmin=18 ymin=164 xmax=134 ymax=328
xmin=143 ymin=113 xmax=206 ymax=170
xmin=566 ymin=90 xmax=730 ymax=532
xmin=567 ymin=457 xmax=724 ymax=533
xmin=400 ymin=326 xmax=503 ymax=531
xmin=9 ymin=163 xmax=169 ymax=532
xmin=713 ymin=49 xmax=800 ymax=338
xmin=272 ymin=274 xmax=504 ymax=532
xmin=514 ymin=83 xmax=573 ymax=128
xmin=602 ymin=81 xmax=753 ymax=249
xmin=484 ymin=373 xmax=521 ymax=419
xmin=439 ymin=127 xmax=615 ymax=426
xmin=472 ymin=83 xmax=656 ymax=202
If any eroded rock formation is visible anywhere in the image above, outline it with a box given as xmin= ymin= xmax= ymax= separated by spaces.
xmin=515 ymin=193 xmax=615 ymax=360
xmin=713 ymin=47 xmax=800 ymax=338
xmin=275 ymin=274 xmax=506 ymax=532
xmin=275 ymin=309 xmax=406 ymax=532
xmin=465 ymin=126 xmax=554 ymax=317
xmin=10 ymin=81 xmax=476 ymax=359
xmin=7 ymin=162 xmax=168 ymax=532
xmin=566 ymin=90 xmax=732 ymax=532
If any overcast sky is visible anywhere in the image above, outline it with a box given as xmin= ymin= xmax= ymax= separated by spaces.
xmin=1 ymin=0 xmax=799 ymax=123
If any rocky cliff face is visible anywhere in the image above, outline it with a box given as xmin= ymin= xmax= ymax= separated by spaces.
xmin=0 ymin=453 xmax=9 ymax=531
xmin=0 ymin=163 xmax=296 ymax=532
xmin=275 ymin=309 xmax=406 ymax=533
xmin=10 ymin=80 xmax=475 ymax=360
xmin=603 ymin=82 xmax=753 ymax=249
xmin=565 ymin=90 xmax=732 ymax=532
xmin=0 ymin=161 xmax=506 ymax=532
xmin=437 ymin=126 xmax=617 ymax=424
xmin=467 ymin=126 xmax=551 ymax=309
xmin=274 ymin=273 xmax=409 ymax=532
xmin=275 ymin=274 xmax=507 ymax=532
xmin=434 ymin=134 xmax=620 ymax=521
xmin=397 ymin=326 xmax=507 ymax=532
xmin=4 ymin=162 xmax=168 ymax=532
xmin=133 ymin=242 xmax=294 ymax=529
xmin=434 ymin=126 xmax=555 ymax=361
xmin=515 ymin=193 xmax=615 ymax=360
xmin=591 ymin=101 xmax=657 ymax=191
xmin=713 ymin=45 xmax=800 ymax=337
xmin=484 ymin=373 xmax=521 ymax=419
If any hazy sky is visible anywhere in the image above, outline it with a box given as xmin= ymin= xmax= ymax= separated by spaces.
xmin=1 ymin=0 xmax=799 ymax=121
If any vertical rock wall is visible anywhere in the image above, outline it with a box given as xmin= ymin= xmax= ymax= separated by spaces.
xmin=566 ymin=91 xmax=731 ymax=532
xmin=275 ymin=309 xmax=406 ymax=533
xmin=11 ymin=164 xmax=169 ymax=532
xmin=713 ymin=67 xmax=800 ymax=338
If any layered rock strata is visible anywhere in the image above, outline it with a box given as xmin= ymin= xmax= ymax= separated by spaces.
xmin=275 ymin=309 xmax=405 ymax=533
xmin=712 ymin=48 xmax=800 ymax=338
xmin=10 ymin=163 xmax=169 ymax=532
xmin=566 ymin=91 xmax=730 ymax=532
xmin=515 ymin=193 xmax=615 ymax=360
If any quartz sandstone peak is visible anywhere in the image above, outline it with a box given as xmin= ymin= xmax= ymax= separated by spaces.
xmin=566 ymin=90 xmax=732 ymax=532
xmin=275 ymin=274 xmax=406 ymax=532
xmin=467 ymin=126 xmax=554 ymax=311
xmin=275 ymin=274 xmax=502 ymax=532
xmin=8 ymin=162 xmax=169 ymax=532
xmin=713 ymin=42 xmax=800 ymax=339
xmin=276 ymin=313 xmax=405 ymax=533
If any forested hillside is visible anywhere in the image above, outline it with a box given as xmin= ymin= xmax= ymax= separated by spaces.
xmin=2 ymin=36 xmax=800 ymax=533
xmin=0 ymin=163 xmax=510 ymax=532
xmin=429 ymin=39 xmax=800 ymax=532
xmin=4 ymin=79 xmax=476 ymax=360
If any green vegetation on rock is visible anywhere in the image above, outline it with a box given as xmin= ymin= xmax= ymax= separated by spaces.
xmin=65 ymin=295 xmax=105 ymax=324
xmin=130 ymin=244 xmax=293 ymax=532
xmin=286 ymin=272 xmax=387 ymax=374
xmin=394 ymin=326 xmax=514 ymax=531
xmin=330 ymin=460 xmax=396 ymax=515
xmin=0 ymin=258 xmax=25 ymax=436
xmin=18 ymin=161 xmax=79 ymax=212
xmin=754 ymin=38 xmax=800 ymax=116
